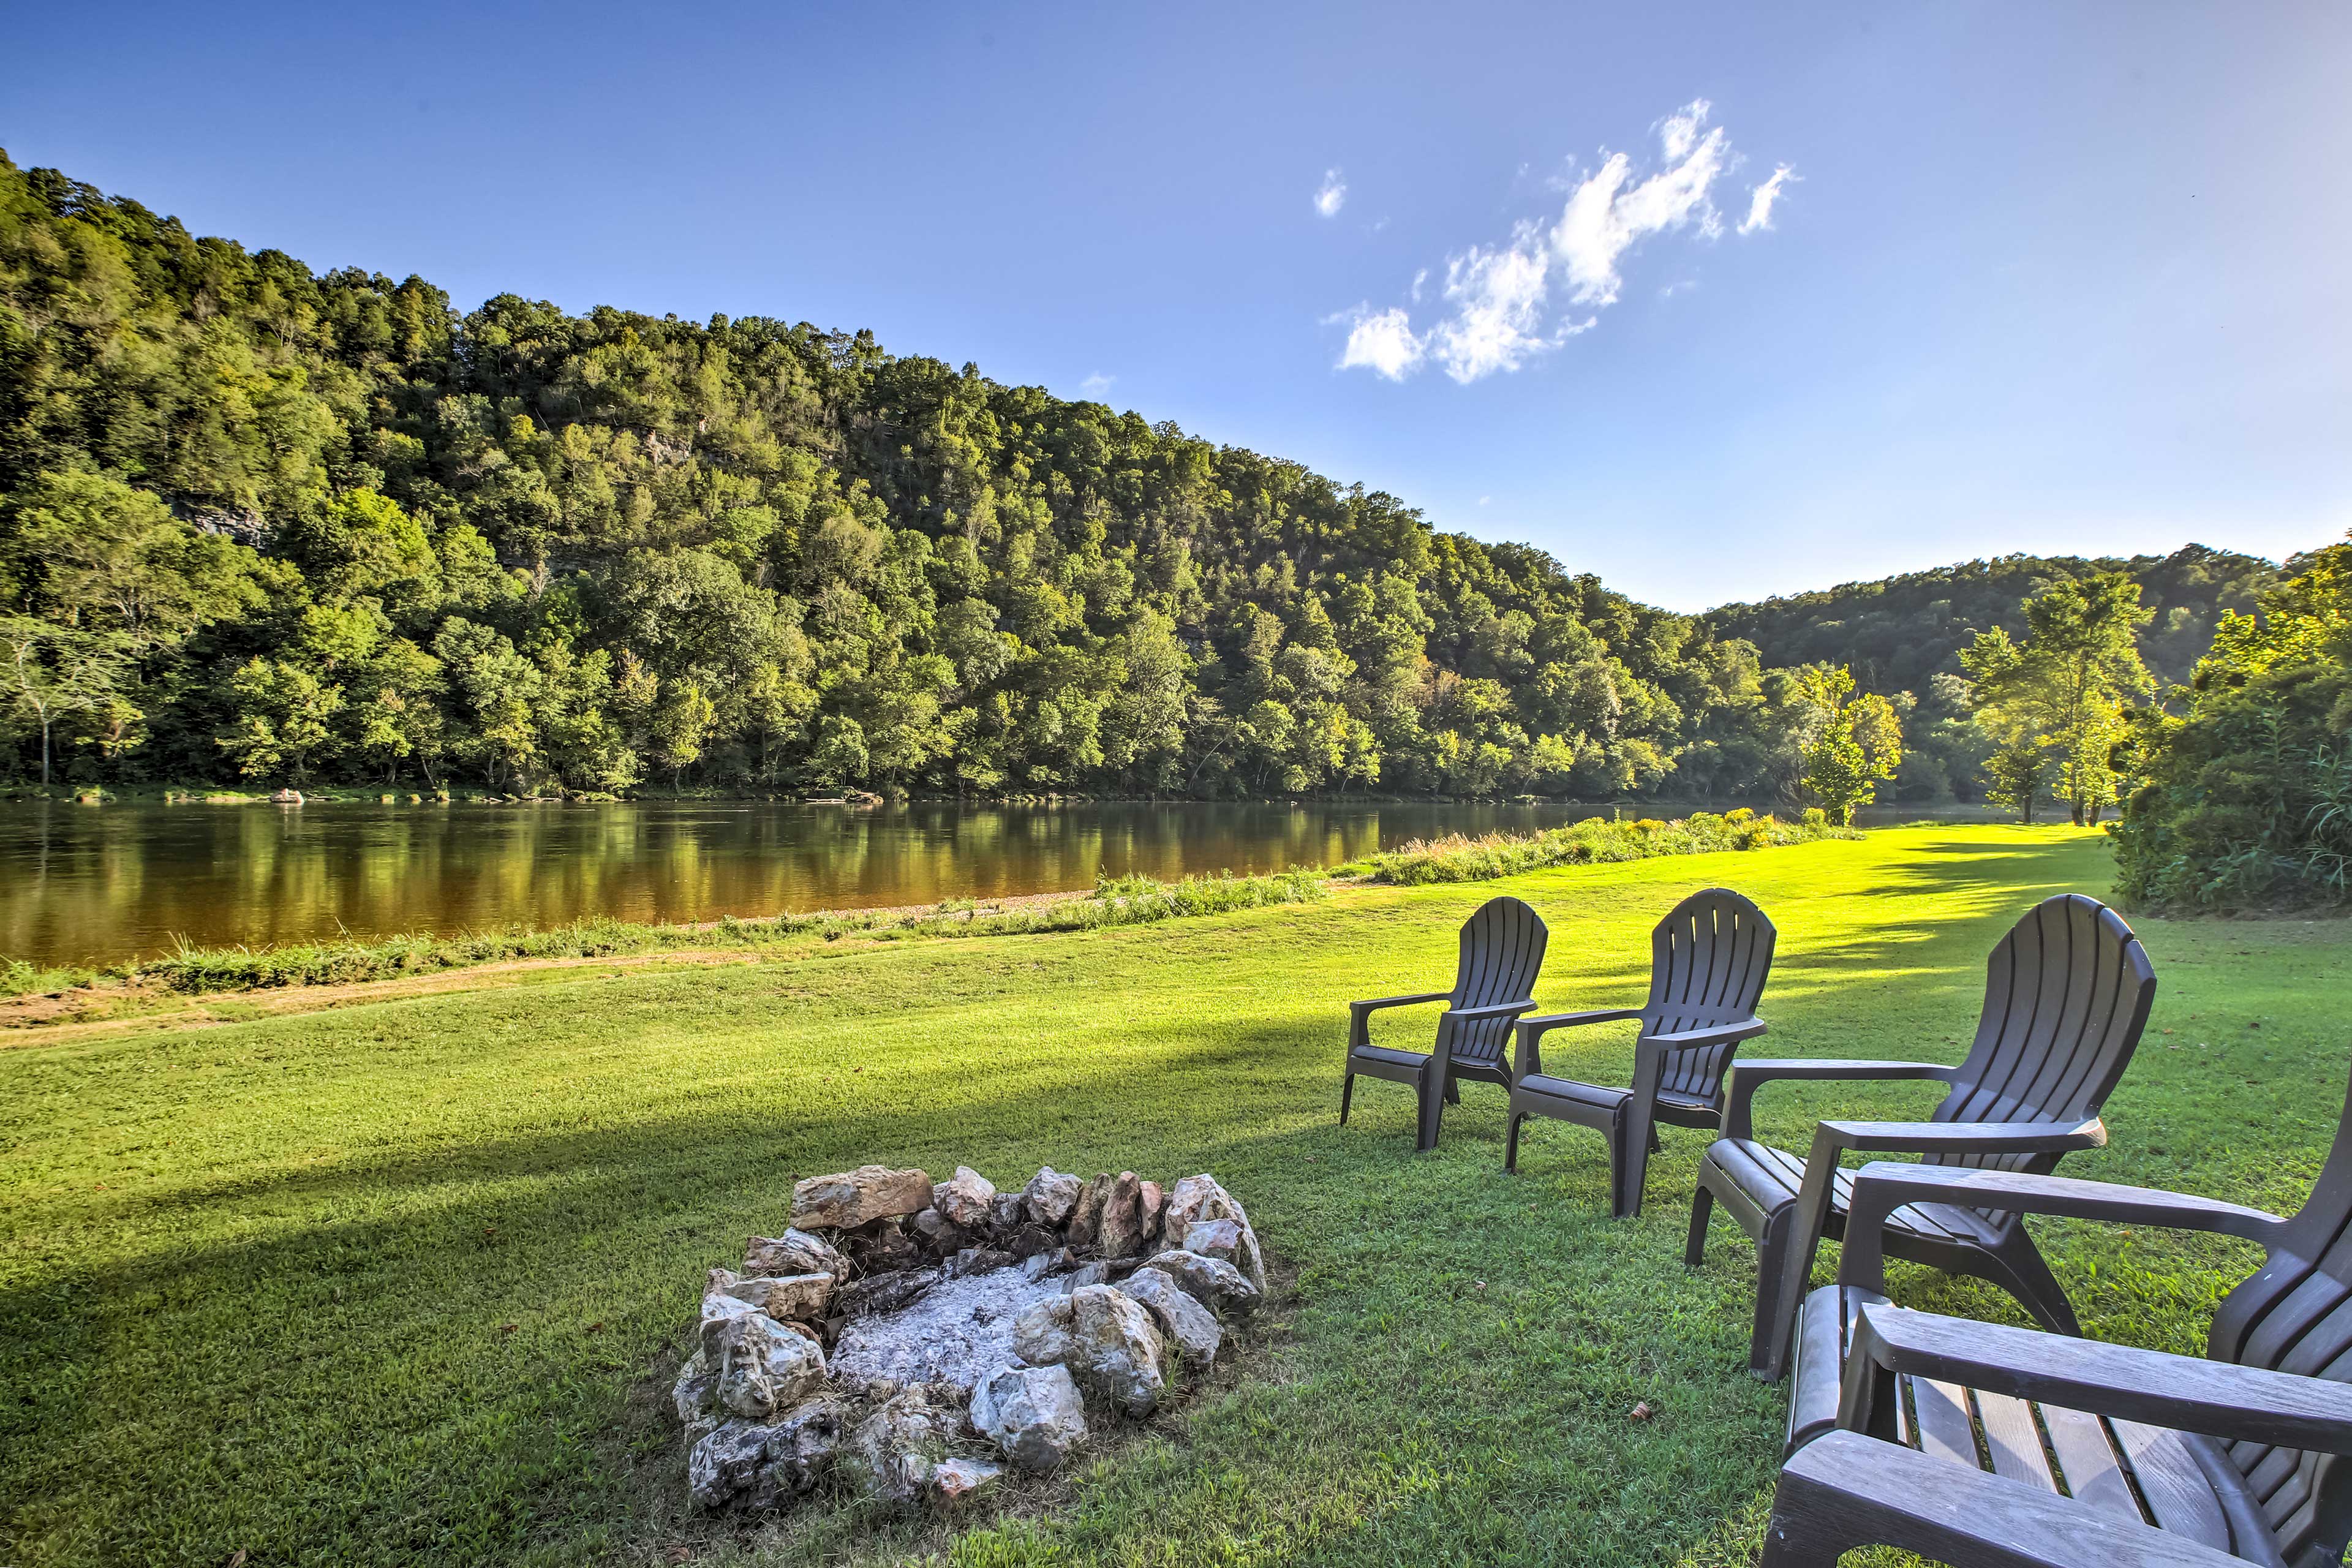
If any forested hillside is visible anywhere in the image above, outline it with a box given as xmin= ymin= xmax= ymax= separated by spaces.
xmin=0 ymin=153 xmax=2277 ymax=804
xmin=1703 ymin=547 xmax=2278 ymax=692
xmin=1700 ymin=549 xmax=2281 ymax=801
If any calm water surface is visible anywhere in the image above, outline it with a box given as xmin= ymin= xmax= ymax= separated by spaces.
xmin=0 ymin=799 xmax=1577 ymax=967
xmin=0 ymin=797 xmax=1999 ymax=967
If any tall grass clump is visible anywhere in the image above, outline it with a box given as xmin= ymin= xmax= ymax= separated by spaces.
xmin=105 ymin=871 xmax=1327 ymax=997
xmin=1343 ymin=810 xmax=1858 ymax=886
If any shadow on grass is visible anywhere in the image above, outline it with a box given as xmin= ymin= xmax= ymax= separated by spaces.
xmin=0 ymin=831 xmax=2133 ymax=1568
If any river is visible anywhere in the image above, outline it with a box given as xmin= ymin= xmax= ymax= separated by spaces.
xmin=0 ymin=797 xmax=2003 ymax=968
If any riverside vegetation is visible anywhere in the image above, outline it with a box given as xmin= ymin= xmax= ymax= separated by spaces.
xmin=4 ymin=826 xmax=2345 ymax=1567
xmin=1 ymin=809 xmax=1854 ymax=1005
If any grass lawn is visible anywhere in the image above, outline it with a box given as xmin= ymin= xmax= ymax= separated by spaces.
xmin=3 ymin=824 xmax=2345 ymax=1567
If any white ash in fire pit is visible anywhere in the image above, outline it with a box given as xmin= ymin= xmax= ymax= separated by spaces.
xmin=672 ymin=1162 xmax=1265 ymax=1514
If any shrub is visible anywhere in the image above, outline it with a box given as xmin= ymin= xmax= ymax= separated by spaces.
xmin=1343 ymin=812 xmax=1860 ymax=886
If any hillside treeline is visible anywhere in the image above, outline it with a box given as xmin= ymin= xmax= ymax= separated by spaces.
xmin=0 ymin=151 xmax=2274 ymax=806
xmin=1703 ymin=547 xmax=2280 ymax=802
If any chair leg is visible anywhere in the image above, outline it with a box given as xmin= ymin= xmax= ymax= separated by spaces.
xmin=1986 ymin=1226 xmax=2081 ymax=1336
xmin=1608 ymin=1112 xmax=1636 ymax=1220
xmin=1443 ymin=1076 xmax=1460 ymax=1106
xmin=1616 ymin=1109 xmax=1656 ymax=1221
xmin=1338 ymin=1071 xmax=1355 ymax=1125
xmin=1757 ymin=1474 xmax=1868 ymax=1567
xmin=1504 ymin=1110 xmax=1527 ymax=1173
xmin=1751 ymin=1202 xmax=1804 ymax=1380
xmin=1415 ymin=1073 xmax=1445 ymax=1152
xmin=1684 ymin=1182 xmax=1715 ymax=1267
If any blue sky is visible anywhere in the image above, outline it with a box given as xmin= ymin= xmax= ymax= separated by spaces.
xmin=5 ymin=1 xmax=2348 ymax=610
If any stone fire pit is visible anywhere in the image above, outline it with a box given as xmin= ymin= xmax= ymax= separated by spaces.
xmin=674 ymin=1162 xmax=1266 ymax=1512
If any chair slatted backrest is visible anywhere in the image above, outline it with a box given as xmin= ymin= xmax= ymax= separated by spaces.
xmin=1645 ymin=888 xmax=1777 ymax=1101
xmin=2206 ymin=1069 xmax=2352 ymax=1566
xmin=1926 ymin=894 xmax=2157 ymax=1178
xmin=1434 ymin=896 xmax=1548 ymax=1069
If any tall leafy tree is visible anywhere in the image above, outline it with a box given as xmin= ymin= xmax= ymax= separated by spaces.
xmin=1961 ymin=572 xmax=2153 ymax=824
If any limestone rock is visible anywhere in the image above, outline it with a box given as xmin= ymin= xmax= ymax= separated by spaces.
xmin=710 ymin=1267 xmax=834 ymax=1322
xmin=672 ymin=1347 xmax=718 ymax=1423
xmin=699 ymin=1289 xmax=761 ymax=1341
xmin=688 ymin=1418 xmax=771 ymax=1510
xmin=1063 ymin=1284 xmax=1168 ymax=1416
xmin=1161 ymin=1174 xmax=1267 ymax=1291
xmin=910 ymin=1207 xmax=964 ymax=1251
xmin=1096 ymin=1171 xmax=1147 ymax=1259
xmin=711 ymin=1310 xmax=827 ymax=1419
xmin=1140 ymin=1250 xmax=1260 ymax=1317
xmin=1120 ymin=1266 xmax=1223 ymax=1366
xmin=930 ymin=1456 xmax=1005 ymax=1504
xmin=1065 ymin=1172 xmax=1115 ymax=1247
xmin=932 ymin=1166 xmax=998 ymax=1227
xmin=1057 ymin=1260 xmax=1111 ymax=1292
xmin=790 ymin=1165 xmax=933 ymax=1230
xmin=969 ymin=1362 xmax=1088 ymax=1472
xmin=743 ymin=1228 xmax=847 ymax=1279
xmin=1137 ymin=1179 xmax=1166 ymax=1247
xmin=1022 ymin=1166 xmax=1082 ymax=1227
xmin=848 ymin=1387 xmax=952 ymax=1504
xmin=1020 ymin=1245 xmax=1074 ymax=1280
xmin=1011 ymin=1294 xmax=1076 ymax=1368
xmin=688 ymin=1401 xmax=844 ymax=1510
xmin=1008 ymin=1224 xmax=1061 ymax=1260
xmin=1182 ymin=1218 xmax=1242 ymax=1264
xmin=947 ymin=1246 xmax=1016 ymax=1278
xmin=989 ymin=1190 xmax=1027 ymax=1233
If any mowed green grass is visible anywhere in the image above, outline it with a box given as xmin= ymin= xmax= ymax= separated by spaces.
xmin=3 ymin=826 xmax=2345 ymax=1567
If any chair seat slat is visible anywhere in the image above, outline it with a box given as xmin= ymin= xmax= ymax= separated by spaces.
xmin=1974 ymin=1389 xmax=2058 ymax=1491
xmin=2037 ymin=1403 xmax=2144 ymax=1525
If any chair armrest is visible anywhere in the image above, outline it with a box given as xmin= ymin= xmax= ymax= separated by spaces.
xmin=1513 ymin=1006 xmax=1642 ymax=1077
xmin=1348 ymin=991 xmax=1451 ymax=1049
xmin=1842 ymin=1303 xmax=2352 ymax=1458
xmin=1814 ymin=1117 xmax=2106 ymax=1156
xmin=1646 ymin=1019 xmax=1767 ymax=1048
xmin=1447 ymin=998 xmax=1537 ymax=1022
xmin=1779 ymin=1430 xmax=2248 ymax=1568
xmin=1350 ymin=991 xmax=1451 ymax=1014
xmin=1721 ymin=1058 xmax=1956 ymax=1138
xmin=1838 ymin=1161 xmax=2287 ymax=1294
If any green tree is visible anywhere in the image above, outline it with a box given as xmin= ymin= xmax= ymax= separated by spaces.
xmin=217 ymin=658 xmax=345 ymax=783
xmin=1796 ymin=665 xmax=1899 ymax=825
xmin=0 ymin=617 xmax=138 ymax=783
xmin=1961 ymin=572 xmax=2153 ymax=825
xmin=1981 ymin=740 xmax=2054 ymax=825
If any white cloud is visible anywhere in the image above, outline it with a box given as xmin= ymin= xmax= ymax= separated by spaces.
xmin=1428 ymin=226 xmax=1554 ymax=382
xmin=1079 ymin=372 xmax=1115 ymax=398
xmin=1553 ymin=99 xmax=1729 ymax=306
xmin=1329 ymin=99 xmax=1789 ymax=383
xmin=1314 ymin=168 xmax=1347 ymax=218
xmin=1334 ymin=306 xmax=1424 ymax=380
xmin=1739 ymin=164 xmax=1797 ymax=233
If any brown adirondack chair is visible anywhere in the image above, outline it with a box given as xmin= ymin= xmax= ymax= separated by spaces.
xmin=1340 ymin=895 xmax=1548 ymax=1151
xmin=1504 ymin=888 xmax=1775 ymax=1218
xmin=1687 ymin=892 xmax=2158 ymax=1378
xmin=1760 ymin=1065 xmax=2352 ymax=1567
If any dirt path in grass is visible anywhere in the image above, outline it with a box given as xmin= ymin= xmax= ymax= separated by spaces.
xmin=0 ymin=886 xmax=1103 ymax=1043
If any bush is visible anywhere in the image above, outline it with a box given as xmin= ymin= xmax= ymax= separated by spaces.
xmin=1341 ymin=812 xmax=1859 ymax=886
xmin=2111 ymin=541 xmax=2352 ymax=913
xmin=105 ymin=871 xmax=1329 ymax=997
